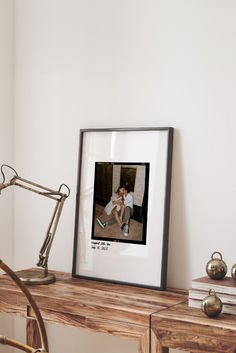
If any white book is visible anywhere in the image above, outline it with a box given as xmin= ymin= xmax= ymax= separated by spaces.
xmin=192 ymin=276 xmax=236 ymax=296
xmin=189 ymin=288 xmax=236 ymax=305
xmin=188 ymin=298 xmax=236 ymax=315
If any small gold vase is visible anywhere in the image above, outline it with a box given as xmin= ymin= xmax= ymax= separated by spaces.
xmin=201 ymin=289 xmax=223 ymax=317
xmin=206 ymin=251 xmax=227 ymax=280
xmin=231 ymin=264 xmax=236 ymax=281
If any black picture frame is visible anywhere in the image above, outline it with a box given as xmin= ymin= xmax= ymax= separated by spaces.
xmin=72 ymin=127 xmax=174 ymax=290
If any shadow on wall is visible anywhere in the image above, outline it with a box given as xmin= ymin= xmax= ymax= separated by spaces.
xmin=167 ymin=129 xmax=191 ymax=289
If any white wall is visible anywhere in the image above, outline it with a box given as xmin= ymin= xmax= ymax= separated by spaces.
xmin=0 ymin=0 xmax=14 ymax=267
xmin=0 ymin=0 xmax=14 ymax=351
xmin=11 ymin=0 xmax=236 ymax=352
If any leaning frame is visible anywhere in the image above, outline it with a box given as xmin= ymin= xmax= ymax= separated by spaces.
xmin=72 ymin=127 xmax=174 ymax=290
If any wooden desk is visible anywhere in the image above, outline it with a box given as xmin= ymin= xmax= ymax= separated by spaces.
xmin=0 ymin=270 xmax=185 ymax=353
xmin=1 ymin=270 xmax=235 ymax=353
xmin=151 ymin=302 xmax=236 ymax=353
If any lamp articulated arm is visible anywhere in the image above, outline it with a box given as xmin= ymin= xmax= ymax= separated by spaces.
xmin=0 ymin=165 xmax=70 ymax=284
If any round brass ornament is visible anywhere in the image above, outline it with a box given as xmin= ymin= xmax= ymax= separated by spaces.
xmin=206 ymin=251 xmax=227 ymax=280
xmin=231 ymin=264 xmax=236 ymax=281
xmin=201 ymin=289 xmax=223 ymax=317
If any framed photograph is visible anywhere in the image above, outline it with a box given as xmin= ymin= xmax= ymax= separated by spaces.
xmin=72 ymin=127 xmax=173 ymax=290
xmin=91 ymin=162 xmax=150 ymax=245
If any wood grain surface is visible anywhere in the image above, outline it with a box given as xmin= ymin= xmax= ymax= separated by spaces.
xmin=2 ymin=269 xmax=235 ymax=353
xmin=152 ymin=302 xmax=236 ymax=353
xmin=151 ymin=330 xmax=169 ymax=353
xmin=0 ymin=269 xmax=186 ymax=353
xmin=0 ymin=269 xmax=186 ymax=326
xmin=26 ymin=318 xmax=41 ymax=349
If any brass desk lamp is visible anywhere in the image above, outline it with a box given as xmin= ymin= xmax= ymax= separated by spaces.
xmin=0 ymin=164 xmax=70 ymax=285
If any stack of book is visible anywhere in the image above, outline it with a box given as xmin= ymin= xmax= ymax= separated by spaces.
xmin=189 ymin=276 xmax=236 ymax=314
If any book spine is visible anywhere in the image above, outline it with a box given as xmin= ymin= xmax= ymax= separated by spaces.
xmin=191 ymin=282 xmax=236 ymax=296
xmin=191 ymin=276 xmax=236 ymax=295
xmin=188 ymin=298 xmax=236 ymax=315
xmin=189 ymin=289 xmax=236 ymax=305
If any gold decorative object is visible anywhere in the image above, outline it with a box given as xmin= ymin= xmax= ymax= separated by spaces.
xmin=0 ymin=259 xmax=49 ymax=352
xmin=201 ymin=289 xmax=223 ymax=317
xmin=232 ymin=264 xmax=236 ymax=281
xmin=0 ymin=164 xmax=69 ymax=285
xmin=206 ymin=251 xmax=227 ymax=280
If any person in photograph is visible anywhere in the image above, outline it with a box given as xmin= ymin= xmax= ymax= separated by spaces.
xmin=97 ymin=185 xmax=134 ymax=236
xmin=96 ymin=187 xmax=125 ymax=229
xmin=121 ymin=185 xmax=134 ymax=236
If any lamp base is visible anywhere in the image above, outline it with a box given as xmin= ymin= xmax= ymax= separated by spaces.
xmin=17 ymin=268 xmax=56 ymax=285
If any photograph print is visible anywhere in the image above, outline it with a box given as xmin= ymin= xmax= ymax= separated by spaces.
xmin=92 ymin=162 xmax=149 ymax=244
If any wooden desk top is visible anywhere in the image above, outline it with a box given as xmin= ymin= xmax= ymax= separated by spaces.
xmin=2 ymin=270 xmax=235 ymax=353
xmin=0 ymin=269 xmax=186 ymax=329
xmin=152 ymin=302 xmax=236 ymax=353
xmin=152 ymin=302 xmax=236 ymax=330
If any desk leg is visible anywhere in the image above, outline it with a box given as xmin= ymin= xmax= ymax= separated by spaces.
xmin=26 ymin=318 xmax=41 ymax=349
xmin=151 ymin=329 xmax=169 ymax=353
xmin=138 ymin=329 xmax=150 ymax=353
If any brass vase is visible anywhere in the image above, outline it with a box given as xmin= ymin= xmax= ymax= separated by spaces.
xmin=232 ymin=264 xmax=236 ymax=281
xmin=206 ymin=251 xmax=227 ymax=280
xmin=201 ymin=289 xmax=223 ymax=317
